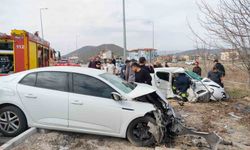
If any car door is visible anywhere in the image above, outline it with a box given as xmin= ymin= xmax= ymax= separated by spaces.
xmin=68 ymin=73 xmax=122 ymax=134
xmin=154 ymin=71 xmax=172 ymax=97
xmin=17 ymin=71 xmax=69 ymax=127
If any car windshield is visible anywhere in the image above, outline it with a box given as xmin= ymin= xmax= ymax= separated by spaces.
xmin=99 ymin=73 xmax=137 ymax=94
xmin=185 ymin=71 xmax=203 ymax=81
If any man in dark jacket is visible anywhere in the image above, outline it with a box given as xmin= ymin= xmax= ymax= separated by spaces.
xmin=193 ymin=61 xmax=202 ymax=76
xmin=88 ymin=57 xmax=97 ymax=68
xmin=131 ymin=62 xmax=152 ymax=85
xmin=95 ymin=57 xmax=102 ymax=69
xmin=139 ymin=57 xmax=154 ymax=73
xmin=214 ymin=59 xmax=225 ymax=77
xmin=208 ymin=66 xmax=223 ymax=87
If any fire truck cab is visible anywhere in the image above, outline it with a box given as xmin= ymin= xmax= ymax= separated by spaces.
xmin=0 ymin=30 xmax=56 ymax=76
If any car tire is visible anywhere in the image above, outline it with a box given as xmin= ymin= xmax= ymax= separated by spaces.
xmin=0 ymin=106 xmax=27 ymax=137
xmin=127 ymin=116 xmax=156 ymax=147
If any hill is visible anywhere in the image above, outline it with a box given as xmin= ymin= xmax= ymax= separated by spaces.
xmin=158 ymin=49 xmax=222 ymax=56
xmin=64 ymin=44 xmax=124 ymax=63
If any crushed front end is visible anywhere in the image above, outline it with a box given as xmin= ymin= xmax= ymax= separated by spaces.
xmin=135 ymin=91 xmax=222 ymax=150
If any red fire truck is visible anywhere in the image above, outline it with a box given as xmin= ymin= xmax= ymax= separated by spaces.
xmin=0 ymin=30 xmax=57 ymax=76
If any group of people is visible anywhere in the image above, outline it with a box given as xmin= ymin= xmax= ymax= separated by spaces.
xmin=192 ymin=59 xmax=225 ymax=87
xmin=121 ymin=57 xmax=154 ymax=85
xmin=88 ymin=56 xmax=226 ymax=101
xmin=88 ymin=56 xmax=154 ymax=85
xmin=88 ymin=57 xmax=117 ymax=74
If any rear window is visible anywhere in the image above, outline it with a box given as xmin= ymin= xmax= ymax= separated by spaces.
xmin=36 ymin=72 xmax=68 ymax=92
xmin=19 ymin=73 xmax=37 ymax=86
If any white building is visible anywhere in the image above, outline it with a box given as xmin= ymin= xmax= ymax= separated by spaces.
xmin=128 ymin=48 xmax=157 ymax=62
xmin=220 ymin=50 xmax=239 ymax=61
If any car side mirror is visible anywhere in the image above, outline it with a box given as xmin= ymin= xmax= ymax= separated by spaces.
xmin=111 ymin=92 xmax=122 ymax=101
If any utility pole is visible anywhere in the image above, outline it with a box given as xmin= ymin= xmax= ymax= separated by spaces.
xmin=76 ymin=34 xmax=78 ymax=50
xmin=150 ymin=21 xmax=154 ymax=63
xmin=152 ymin=21 xmax=155 ymax=50
xmin=40 ymin=8 xmax=48 ymax=39
xmin=122 ymin=0 xmax=127 ymax=62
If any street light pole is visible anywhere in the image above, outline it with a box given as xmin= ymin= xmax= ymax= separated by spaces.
xmin=40 ymin=8 xmax=48 ymax=39
xmin=149 ymin=21 xmax=154 ymax=63
xmin=152 ymin=21 xmax=154 ymax=50
xmin=122 ymin=0 xmax=127 ymax=62
xmin=76 ymin=35 xmax=78 ymax=50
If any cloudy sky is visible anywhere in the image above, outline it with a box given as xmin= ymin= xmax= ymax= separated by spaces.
xmin=1 ymin=0 xmax=218 ymax=55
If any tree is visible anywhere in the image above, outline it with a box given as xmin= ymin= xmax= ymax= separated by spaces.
xmin=191 ymin=0 xmax=250 ymax=85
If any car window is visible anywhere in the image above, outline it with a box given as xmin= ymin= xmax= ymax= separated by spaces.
xmin=185 ymin=71 xmax=203 ymax=81
xmin=36 ymin=72 xmax=68 ymax=91
xmin=156 ymin=72 xmax=169 ymax=81
xmin=99 ymin=73 xmax=136 ymax=94
xmin=73 ymin=73 xmax=115 ymax=98
xmin=19 ymin=73 xmax=37 ymax=86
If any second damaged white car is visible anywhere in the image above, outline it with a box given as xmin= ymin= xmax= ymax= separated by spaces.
xmin=0 ymin=67 xmax=221 ymax=149
xmin=152 ymin=67 xmax=229 ymax=102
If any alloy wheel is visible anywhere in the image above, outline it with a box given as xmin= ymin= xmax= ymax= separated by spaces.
xmin=0 ymin=111 xmax=20 ymax=134
xmin=132 ymin=122 xmax=152 ymax=140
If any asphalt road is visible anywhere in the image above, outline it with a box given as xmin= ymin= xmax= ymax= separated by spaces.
xmin=0 ymin=133 xmax=11 ymax=146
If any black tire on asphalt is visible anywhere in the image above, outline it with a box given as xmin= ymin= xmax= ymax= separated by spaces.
xmin=127 ymin=116 xmax=156 ymax=147
xmin=0 ymin=106 xmax=28 ymax=137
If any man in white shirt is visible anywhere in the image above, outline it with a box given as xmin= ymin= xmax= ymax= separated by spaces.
xmin=106 ymin=59 xmax=115 ymax=74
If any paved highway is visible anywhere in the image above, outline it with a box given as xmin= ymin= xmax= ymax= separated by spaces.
xmin=0 ymin=133 xmax=11 ymax=146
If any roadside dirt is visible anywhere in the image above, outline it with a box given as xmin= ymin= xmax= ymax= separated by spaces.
xmin=170 ymin=96 xmax=250 ymax=150
xmin=11 ymin=95 xmax=250 ymax=150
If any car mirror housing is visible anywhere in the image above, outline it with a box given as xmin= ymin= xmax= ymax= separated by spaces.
xmin=111 ymin=92 xmax=122 ymax=101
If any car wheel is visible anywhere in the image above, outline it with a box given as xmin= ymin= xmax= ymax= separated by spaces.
xmin=0 ymin=106 xmax=27 ymax=137
xmin=127 ymin=117 xmax=156 ymax=147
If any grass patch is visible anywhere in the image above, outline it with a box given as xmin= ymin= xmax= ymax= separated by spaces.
xmin=226 ymin=87 xmax=249 ymax=99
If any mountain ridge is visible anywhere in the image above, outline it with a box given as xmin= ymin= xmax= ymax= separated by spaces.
xmin=64 ymin=44 xmax=124 ymax=63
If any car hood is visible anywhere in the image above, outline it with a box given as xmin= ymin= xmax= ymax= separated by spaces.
xmin=126 ymin=83 xmax=157 ymax=99
xmin=201 ymin=78 xmax=223 ymax=88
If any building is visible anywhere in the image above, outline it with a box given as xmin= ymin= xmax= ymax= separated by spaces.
xmin=68 ymin=56 xmax=79 ymax=64
xmin=180 ymin=55 xmax=190 ymax=61
xmin=99 ymin=49 xmax=113 ymax=60
xmin=128 ymin=48 xmax=157 ymax=62
xmin=220 ymin=50 xmax=239 ymax=61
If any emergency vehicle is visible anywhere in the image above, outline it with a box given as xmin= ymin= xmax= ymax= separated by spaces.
xmin=0 ymin=30 xmax=57 ymax=76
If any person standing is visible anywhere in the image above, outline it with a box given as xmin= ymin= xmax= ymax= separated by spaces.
xmin=165 ymin=62 xmax=169 ymax=67
xmin=131 ymin=62 xmax=152 ymax=85
xmin=139 ymin=57 xmax=154 ymax=73
xmin=125 ymin=59 xmax=136 ymax=82
xmin=111 ymin=57 xmax=116 ymax=66
xmin=208 ymin=66 xmax=223 ymax=87
xmin=95 ymin=57 xmax=102 ymax=69
xmin=120 ymin=60 xmax=130 ymax=80
xmin=106 ymin=59 xmax=115 ymax=74
xmin=214 ymin=59 xmax=225 ymax=77
xmin=88 ymin=57 xmax=96 ymax=68
xmin=192 ymin=61 xmax=202 ymax=76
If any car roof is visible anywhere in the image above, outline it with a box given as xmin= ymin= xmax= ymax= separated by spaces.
xmin=154 ymin=67 xmax=185 ymax=73
xmin=24 ymin=66 xmax=105 ymax=77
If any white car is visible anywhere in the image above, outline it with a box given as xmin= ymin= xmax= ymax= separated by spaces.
xmin=185 ymin=61 xmax=195 ymax=65
xmin=152 ymin=67 xmax=229 ymax=102
xmin=0 ymin=66 xmax=221 ymax=147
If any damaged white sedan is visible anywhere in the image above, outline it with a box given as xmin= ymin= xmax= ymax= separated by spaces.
xmin=0 ymin=67 xmax=221 ymax=149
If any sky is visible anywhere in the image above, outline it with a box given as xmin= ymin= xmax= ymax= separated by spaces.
xmin=1 ymin=0 xmax=218 ymax=55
